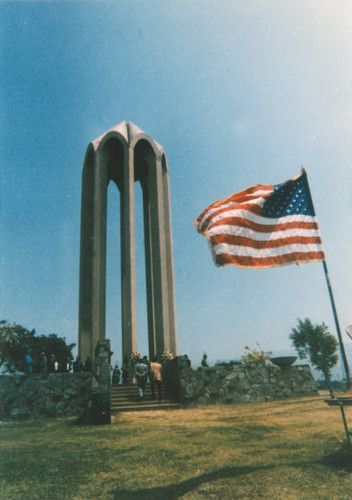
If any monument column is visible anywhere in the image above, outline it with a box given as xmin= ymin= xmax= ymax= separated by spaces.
xmin=161 ymin=157 xmax=178 ymax=355
xmin=120 ymin=146 xmax=137 ymax=375
xmin=78 ymin=147 xmax=108 ymax=360
xmin=146 ymin=152 xmax=171 ymax=356
xmin=142 ymin=182 xmax=157 ymax=360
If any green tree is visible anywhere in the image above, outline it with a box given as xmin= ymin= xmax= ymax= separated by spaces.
xmin=0 ymin=321 xmax=36 ymax=373
xmin=290 ymin=318 xmax=338 ymax=398
xmin=0 ymin=320 xmax=75 ymax=373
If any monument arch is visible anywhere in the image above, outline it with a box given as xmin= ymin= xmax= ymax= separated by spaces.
xmin=78 ymin=122 xmax=177 ymax=376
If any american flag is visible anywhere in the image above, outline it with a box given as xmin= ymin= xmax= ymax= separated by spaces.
xmin=194 ymin=169 xmax=325 ymax=268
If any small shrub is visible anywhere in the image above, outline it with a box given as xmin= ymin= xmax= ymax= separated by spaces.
xmin=241 ymin=343 xmax=272 ymax=366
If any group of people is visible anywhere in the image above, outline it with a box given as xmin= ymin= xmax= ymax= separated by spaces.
xmin=24 ymin=350 xmax=208 ymax=394
xmin=111 ymin=359 xmax=129 ymax=385
xmin=111 ymin=356 xmax=163 ymax=401
xmin=72 ymin=355 xmax=92 ymax=373
xmin=25 ymin=350 xmax=61 ymax=374
xmin=134 ymin=356 xmax=163 ymax=401
xmin=111 ymin=364 xmax=124 ymax=385
xmin=111 ymin=356 xmax=162 ymax=401
xmin=24 ymin=351 xmax=92 ymax=375
xmin=110 ymin=354 xmax=209 ymax=402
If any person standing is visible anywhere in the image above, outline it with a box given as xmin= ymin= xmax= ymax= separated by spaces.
xmin=122 ymin=363 xmax=128 ymax=384
xmin=25 ymin=350 xmax=33 ymax=374
xmin=47 ymin=354 xmax=56 ymax=373
xmin=201 ymin=354 xmax=209 ymax=367
xmin=184 ymin=354 xmax=191 ymax=367
xmin=134 ymin=357 xmax=148 ymax=400
xmin=112 ymin=364 xmax=121 ymax=385
xmin=149 ymin=356 xmax=163 ymax=401
xmin=73 ymin=356 xmax=83 ymax=373
xmin=40 ymin=352 xmax=48 ymax=374
xmin=66 ymin=356 xmax=72 ymax=373
xmin=84 ymin=356 xmax=92 ymax=372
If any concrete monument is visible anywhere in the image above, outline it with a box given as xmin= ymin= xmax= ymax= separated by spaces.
xmin=78 ymin=122 xmax=177 ymax=378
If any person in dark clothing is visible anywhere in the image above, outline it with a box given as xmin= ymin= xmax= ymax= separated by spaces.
xmin=112 ymin=364 xmax=121 ymax=385
xmin=47 ymin=354 xmax=56 ymax=373
xmin=142 ymin=356 xmax=150 ymax=382
xmin=58 ymin=358 xmax=69 ymax=372
xmin=84 ymin=356 xmax=92 ymax=372
xmin=201 ymin=354 xmax=209 ymax=367
xmin=40 ymin=352 xmax=48 ymax=374
xmin=122 ymin=365 xmax=128 ymax=384
xmin=73 ymin=356 xmax=83 ymax=373
xmin=122 ymin=356 xmax=129 ymax=384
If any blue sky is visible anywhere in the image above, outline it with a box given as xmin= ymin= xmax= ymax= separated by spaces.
xmin=1 ymin=1 xmax=352 ymax=371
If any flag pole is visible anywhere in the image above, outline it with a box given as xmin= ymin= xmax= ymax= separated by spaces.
xmin=302 ymin=167 xmax=351 ymax=390
xmin=322 ymin=259 xmax=351 ymax=390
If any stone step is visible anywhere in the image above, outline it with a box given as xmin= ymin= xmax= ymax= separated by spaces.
xmin=111 ymin=383 xmax=138 ymax=389
xmin=111 ymin=386 xmax=153 ymax=393
xmin=111 ymin=391 xmax=154 ymax=398
xmin=111 ymin=383 xmax=161 ymax=389
xmin=111 ymin=394 xmax=162 ymax=400
xmin=109 ymin=382 xmax=180 ymax=412
xmin=111 ymin=385 xmax=154 ymax=391
xmin=111 ymin=395 xmax=174 ymax=404
xmin=111 ymin=402 xmax=181 ymax=412
xmin=111 ymin=396 xmax=159 ymax=403
xmin=111 ymin=397 xmax=176 ymax=406
xmin=110 ymin=384 xmax=173 ymax=398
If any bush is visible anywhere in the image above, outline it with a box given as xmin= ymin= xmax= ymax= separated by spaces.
xmin=241 ymin=343 xmax=272 ymax=366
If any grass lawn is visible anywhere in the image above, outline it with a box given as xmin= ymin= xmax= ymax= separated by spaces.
xmin=1 ymin=394 xmax=352 ymax=499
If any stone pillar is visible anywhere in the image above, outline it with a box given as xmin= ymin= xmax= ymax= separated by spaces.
xmin=148 ymin=152 xmax=171 ymax=356
xmin=120 ymin=145 xmax=137 ymax=381
xmin=78 ymin=146 xmax=95 ymax=360
xmin=141 ymin=181 xmax=157 ymax=360
xmin=161 ymin=155 xmax=178 ymax=355
xmin=78 ymin=146 xmax=108 ymax=361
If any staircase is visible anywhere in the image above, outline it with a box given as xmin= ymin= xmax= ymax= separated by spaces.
xmin=110 ymin=383 xmax=181 ymax=413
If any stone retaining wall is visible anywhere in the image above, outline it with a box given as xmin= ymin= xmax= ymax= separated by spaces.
xmin=0 ymin=373 xmax=92 ymax=420
xmin=178 ymin=358 xmax=318 ymax=406
xmin=0 ymin=359 xmax=319 ymax=420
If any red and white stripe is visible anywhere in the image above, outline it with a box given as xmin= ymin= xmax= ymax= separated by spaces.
xmin=195 ymin=184 xmax=325 ymax=268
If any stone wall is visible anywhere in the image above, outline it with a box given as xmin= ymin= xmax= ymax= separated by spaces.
xmin=178 ymin=358 xmax=318 ymax=406
xmin=0 ymin=373 xmax=92 ymax=420
xmin=0 ymin=359 xmax=319 ymax=420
